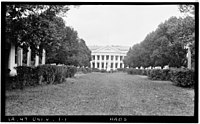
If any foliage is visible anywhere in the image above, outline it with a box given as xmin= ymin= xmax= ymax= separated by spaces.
xmin=92 ymin=68 xmax=101 ymax=72
xmin=5 ymin=4 xmax=91 ymax=68
xmin=77 ymin=39 xmax=92 ymax=67
xmin=124 ymin=15 xmax=195 ymax=68
xmin=126 ymin=68 xmax=195 ymax=88
xmin=7 ymin=65 xmax=77 ymax=90
xmin=169 ymin=68 xmax=195 ymax=87
xmin=127 ymin=68 xmax=144 ymax=75
xmin=117 ymin=68 xmax=127 ymax=72
xmin=36 ymin=65 xmax=57 ymax=84
xmin=147 ymin=69 xmax=171 ymax=80
xmin=65 ymin=65 xmax=77 ymax=77
xmin=5 ymin=5 xmax=69 ymax=52
xmin=46 ymin=28 xmax=91 ymax=67
xmin=179 ymin=5 xmax=195 ymax=15
xmin=77 ymin=67 xmax=92 ymax=74
xmin=15 ymin=66 xmax=38 ymax=89
xmin=100 ymin=69 xmax=107 ymax=73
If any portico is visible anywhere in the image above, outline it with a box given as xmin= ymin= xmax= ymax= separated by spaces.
xmin=8 ymin=42 xmax=46 ymax=76
xmin=89 ymin=46 xmax=129 ymax=71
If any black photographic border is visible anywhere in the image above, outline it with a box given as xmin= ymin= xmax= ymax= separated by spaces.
xmin=1 ymin=1 xmax=199 ymax=123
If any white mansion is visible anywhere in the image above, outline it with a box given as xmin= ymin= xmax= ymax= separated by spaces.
xmin=88 ymin=45 xmax=129 ymax=71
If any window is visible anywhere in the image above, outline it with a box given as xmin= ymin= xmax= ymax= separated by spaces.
xmin=111 ymin=63 xmax=113 ymax=68
xmin=115 ymin=63 xmax=118 ymax=68
xmin=102 ymin=55 xmax=104 ymax=60
xmin=93 ymin=55 xmax=95 ymax=60
xmin=106 ymin=55 xmax=109 ymax=60
xmin=97 ymin=55 xmax=100 ymax=60
xmin=120 ymin=56 xmax=123 ymax=61
xmin=102 ymin=62 xmax=104 ymax=68
xmin=111 ymin=55 xmax=113 ymax=60
xmin=92 ymin=62 xmax=95 ymax=68
xmin=97 ymin=62 xmax=99 ymax=68
xmin=115 ymin=56 xmax=118 ymax=61
xmin=120 ymin=63 xmax=122 ymax=68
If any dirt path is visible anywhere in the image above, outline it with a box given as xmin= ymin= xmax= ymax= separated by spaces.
xmin=6 ymin=72 xmax=194 ymax=115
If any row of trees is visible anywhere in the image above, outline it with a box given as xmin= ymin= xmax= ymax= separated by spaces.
xmin=5 ymin=4 xmax=91 ymax=68
xmin=124 ymin=5 xmax=195 ymax=68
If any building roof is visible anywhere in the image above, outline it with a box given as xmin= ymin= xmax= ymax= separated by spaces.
xmin=88 ymin=45 xmax=130 ymax=52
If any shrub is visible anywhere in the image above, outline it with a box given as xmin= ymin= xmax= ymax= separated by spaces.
xmin=6 ymin=75 xmax=18 ymax=90
xmin=36 ymin=65 xmax=57 ymax=85
xmin=79 ymin=67 xmax=87 ymax=73
xmin=100 ymin=69 xmax=107 ymax=73
xmin=147 ymin=69 xmax=171 ymax=80
xmin=127 ymin=68 xmax=144 ymax=75
xmin=77 ymin=67 xmax=92 ymax=74
xmin=148 ymin=69 xmax=162 ymax=80
xmin=92 ymin=68 xmax=100 ymax=72
xmin=85 ymin=68 xmax=92 ymax=73
xmin=8 ymin=65 xmax=77 ymax=90
xmin=15 ymin=66 xmax=38 ymax=89
xmin=36 ymin=65 xmax=77 ymax=84
xmin=54 ymin=66 xmax=66 ymax=84
xmin=117 ymin=68 xmax=126 ymax=72
xmin=141 ymin=69 xmax=148 ymax=75
xmin=169 ymin=68 xmax=195 ymax=87
xmin=65 ymin=65 xmax=77 ymax=78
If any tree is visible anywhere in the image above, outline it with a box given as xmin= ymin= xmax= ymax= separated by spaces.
xmin=179 ymin=5 xmax=195 ymax=15
xmin=77 ymin=39 xmax=91 ymax=67
xmin=4 ymin=4 xmax=70 ymax=71
xmin=179 ymin=5 xmax=195 ymax=67
xmin=125 ymin=15 xmax=194 ymax=68
xmin=46 ymin=26 xmax=78 ymax=65
xmin=46 ymin=26 xmax=91 ymax=67
xmin=6 ymin=5 xmax=69 ymax=50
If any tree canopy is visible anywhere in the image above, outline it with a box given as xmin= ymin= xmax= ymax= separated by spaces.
xmin=46 ymin=26 xmax=91 ymax=67
xmin=5 ymin=4 xmax=91 ymax=67
xmin=5 ymin=5 xmax=69 ymax=51
xmin=124 ymin=15 xmax=195 ymax=68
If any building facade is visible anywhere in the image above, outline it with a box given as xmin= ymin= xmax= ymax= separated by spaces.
xmin=88 ymin=46 xmax=129 ymax=71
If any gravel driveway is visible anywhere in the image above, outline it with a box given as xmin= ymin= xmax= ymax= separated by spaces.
xmin=6 ymin=72 xmax=194 ymax=115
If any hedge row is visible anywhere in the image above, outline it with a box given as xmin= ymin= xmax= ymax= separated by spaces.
xmin=127 ymin=68 xmax=147 ymax=75
xmin=147 ymin=69 xmax=171 ymax=80
xmin=77 ymin=67 xmax=92 ymax=74
xmin=117 ymin=68 xmax=127 ymax=72
xmin=169 ymin=68 xmax=195 ymax=87
xmin=7 ymin=65 xmax=77 ymax=90
xmin=127 ymin=68 xmax=195 ymax=88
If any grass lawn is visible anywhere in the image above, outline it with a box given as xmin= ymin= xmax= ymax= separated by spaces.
xmin=5 ymin=72 xmax=194 ymax=115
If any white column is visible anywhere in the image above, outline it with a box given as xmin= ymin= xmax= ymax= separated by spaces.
xmin=8 ymin=42 xmax=17 ymax=76
xmin=122 ymin=63 xmax=124 ymax=68
xmin=35 ymin=54 xmax=39 ymax=66
xmin=42 ymin=49 xmax=46 ymax=65
xmin=117 ymin=55 xmax=120 ymax=68
xmin=104 ymin=55 xmax=106 ymax=69
xmin=122 ymin=56 xmax=125 ymax=68
xmin=107 ymin=55 xmax=111 ymax=71
xmin=27 ymin=47 xmax=31 ymax=66
xmin=90 ymin=61 xmax=93 ymax=68
xmin=113 ymin=55 xmax=115 ymax=70
xmin=17 ymin=47 xmax=23 ymax=66
xmin=35 ymin=46 xmax=39 ymax=66
xmin=187 ymin=46 xmax=191 ymax=69
xmin=95 ymin=55 xmax=97 ymax=68
xmin=99 ymin=55 xmax=102 ymax=70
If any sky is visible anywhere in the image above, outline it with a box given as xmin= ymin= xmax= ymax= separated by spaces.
xmin=63 ymin=5 xmax=185 ymax=47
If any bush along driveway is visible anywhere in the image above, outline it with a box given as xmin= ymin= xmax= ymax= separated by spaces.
xmin=6 ymin=72 xmax=194 ymax=115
